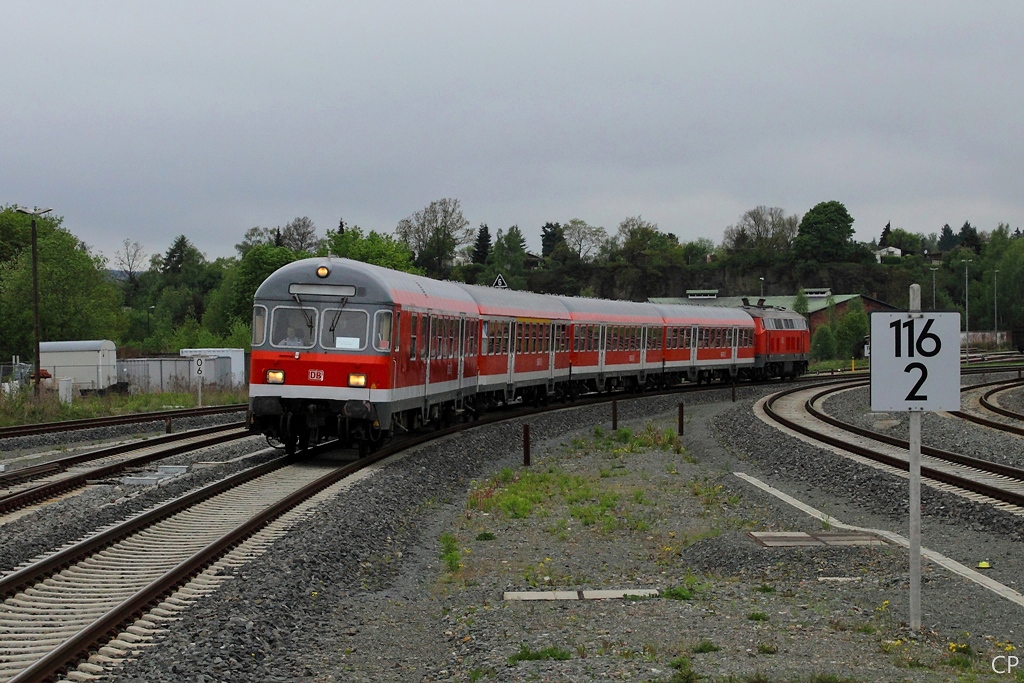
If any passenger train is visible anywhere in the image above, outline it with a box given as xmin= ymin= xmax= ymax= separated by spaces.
xmin=248 ymin=258 xmax=810 ymax=453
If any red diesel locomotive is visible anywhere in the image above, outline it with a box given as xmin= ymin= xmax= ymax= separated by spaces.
xmin=248 ymin=258 xmax=809 ymax=453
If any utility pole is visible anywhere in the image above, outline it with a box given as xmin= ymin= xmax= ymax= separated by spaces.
xmin=15 ymin=206 xmax=53 ymax=398
xmin=962 ymin=260 xmax=973 ymax=363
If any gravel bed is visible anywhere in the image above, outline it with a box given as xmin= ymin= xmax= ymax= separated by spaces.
xmin=0 ymin=435 xmax=275 ymax=575
xmin=0 ymin=411 xmax=246 ymax=463
xmin=992 ymin=383 xmax=1024 ymax=416
xmin=92 ymin=385 xmax=1024 ymax=682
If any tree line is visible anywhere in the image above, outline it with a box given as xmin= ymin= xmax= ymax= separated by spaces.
xmin=0 ymin=198 xmax=1019 ymax=362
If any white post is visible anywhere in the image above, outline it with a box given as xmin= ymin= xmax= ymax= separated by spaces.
xmin=908 ymin=283 xmax=922 ymax=630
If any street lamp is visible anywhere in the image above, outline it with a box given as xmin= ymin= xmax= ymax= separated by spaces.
xmin=15 ymin=206 xmax=52 ymax=398
xmin=929 ymin=267 xmax=938 ymax=310
xmin=961 ymin=259 xmax=973 ymax=363
xmin=147 ymin=305 xmax=155 ymax=337
xmin=759 ymin=277 xmax=765 ymax=298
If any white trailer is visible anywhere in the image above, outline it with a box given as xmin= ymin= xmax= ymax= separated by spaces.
xmin=39 ymin=340 xmax=118 ymax=392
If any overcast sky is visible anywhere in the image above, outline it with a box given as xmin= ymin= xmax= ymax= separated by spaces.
xmin=4 ymin=2 xmax=1022 ymax=265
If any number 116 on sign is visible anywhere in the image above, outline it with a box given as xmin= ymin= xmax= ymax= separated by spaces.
xmin=870 ymin=312 xmax=960 ymax=412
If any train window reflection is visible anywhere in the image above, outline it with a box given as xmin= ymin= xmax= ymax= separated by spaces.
xmin=251 ymin=306 xmax=267 ymax=346
xmin=374 ymin=311 xmax=393 ymax=352
xmin=320 ymin=309 xmax=367 ymax=351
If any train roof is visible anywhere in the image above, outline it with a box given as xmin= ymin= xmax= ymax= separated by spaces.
xmin=253 ymin=258 xmax=479 ymax=314
xmin=741 ymin=306 xmax=806 ymax=320
xmin=554 ymin=296 xmax=664 ymax=324
xmin=454 ymin=283 xmax=570 ymax=320
xmin=650 ymin=303 xmax=754 ymax=326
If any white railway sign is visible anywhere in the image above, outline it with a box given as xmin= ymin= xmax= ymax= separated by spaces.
xmin=870 ymin=311 xmax=960 ymax=412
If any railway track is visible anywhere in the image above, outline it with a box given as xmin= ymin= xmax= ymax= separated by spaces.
xmin=0 ymin=403 xmax=247 ymax=440
xmin=761 ymin=378 xmax=1024 ymax=513
xmin=4 ymin=368 xmax=1024 ymax=681
xmin=0 ymin=424 xmax=250 ymax=519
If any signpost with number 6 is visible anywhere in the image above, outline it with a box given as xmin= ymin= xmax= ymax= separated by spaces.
xmin=870 ymin=284 xmax=960 ymax=631
xmin=191 ymin=355 xmax=217 ymax=408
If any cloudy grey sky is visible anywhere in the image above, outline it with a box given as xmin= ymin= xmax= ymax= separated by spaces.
xmin=4 ymin=2 xmax=1022 ymax=264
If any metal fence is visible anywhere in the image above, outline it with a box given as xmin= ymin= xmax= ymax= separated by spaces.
xmin=0 ymin=363 xmax=32 ymax=395
xmin=117 ymin=357 xmax=233 ymax=393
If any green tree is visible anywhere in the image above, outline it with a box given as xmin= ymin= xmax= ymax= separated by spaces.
xmin=228 ymin=244 xmax=299 ymax=322
xmin=791 ymin=201 xmax=856 ymax=263
xmin=886 ymin=228 xmax=922 ymax=255
xmin=0 ymin=224 xmax=123 ymax=360
xmin=326 ymin=225 xmax=418 ymax=272
xmin=540 ymin=222 xmax=564 ymax=258
xmin=937 ymin=223 xmax=959 ymax=251
xmin=958 ymin=221 xmax=981 ymax=254
xmin=395 ymin=198 xmax=472 ymax=279
xmin=481 ymin=226 xmax=528 ymax=290
xmin=471 ymin=223 xmax=492 ymax=264
xmin=793 ymin=288 xmax=809 ymax=320
xmin=811 ymin=325 xmax=837 ymax=361
xmin=833 ymin=298 xmax=868 ymax=359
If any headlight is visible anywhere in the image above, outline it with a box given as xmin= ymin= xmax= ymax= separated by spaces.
xmin=266 ymin=369 xmax=285 ymax=384
xmin=316 ymin=265 xmax=330 ymax=278
xmin=348 ymin=373 xmax=366 ymax=387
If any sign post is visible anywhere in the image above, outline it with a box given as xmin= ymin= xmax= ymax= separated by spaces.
xmin=191 ymin=355 xmax=216 ymax=408
xmin=870 ymin=284 xmax=960 ymax=630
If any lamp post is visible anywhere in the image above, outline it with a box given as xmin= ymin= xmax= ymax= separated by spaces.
xmin=15 ymin=206 xmax=53 ymax=398
xmin=759 ymin=277 xmax=765 ymax=298
xmin=928 ymin=267 xmax=939 ymax=310
xmin=962 ymin=259 xmax=973 ymax=363
xmin=147 ymin=305 xmax=155 ymax=337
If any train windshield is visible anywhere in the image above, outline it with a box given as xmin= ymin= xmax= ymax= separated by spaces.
xmin=321 ymin=309 xmax=368 ymax=351
xmin=270 ymin=306 xmax=317 ymax=348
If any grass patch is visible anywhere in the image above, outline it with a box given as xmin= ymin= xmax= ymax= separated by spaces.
xmin=662 ymin=585 xmax=694 ymax=601
xmin=692 ymin=639 xmax=720 ymax=654
xmin=755 ymin=584 xmax=775 ymax=593
xmin=0 ymin=386 xmax=247 ymax=428
xmin=507 ymin=644 xmax=571 ymax=665
xmin=475 ymin=531 xmax=495 ymax=541
xmin=748 ymin=611 xmax=769 ymax=621
xmin=756 ymin=642 xmax=778 ymax=655
xmin=439 ymin=533 xmax=460 ymax=573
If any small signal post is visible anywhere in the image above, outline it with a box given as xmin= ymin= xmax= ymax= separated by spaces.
xmin=870 ymin=284 xmax=960 ymax=630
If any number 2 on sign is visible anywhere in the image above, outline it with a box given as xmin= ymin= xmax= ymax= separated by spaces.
xmin=889 ymin=318 xmax=941 ymax=401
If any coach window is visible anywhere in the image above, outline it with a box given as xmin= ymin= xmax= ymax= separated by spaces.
xmin=271 ymin=306 xmax=317 ymax=348
xmin=251 ymin=306 xmax=267 ymax=346
xmin=319 ymin=308 xmax=367 ymax=351
xmin=373 ymin=311 xmax=393 ymax=352
xmin=410 ymin=314 xmax=418 ymax=360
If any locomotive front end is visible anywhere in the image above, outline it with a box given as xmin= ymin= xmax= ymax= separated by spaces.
xmin=248 ymin=259 xmax=397 ymax=454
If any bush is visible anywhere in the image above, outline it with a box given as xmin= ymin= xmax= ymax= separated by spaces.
xmin=811 ymin=325 xmax=838 ymax=361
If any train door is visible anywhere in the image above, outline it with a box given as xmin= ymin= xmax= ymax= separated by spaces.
xmin=639 ymin=326 xmax=648 ymax=376
xmin=506 ymin=320 xmax=516 ymax=396
xmin=690 ymin=325 xmax=699 ymax=367
xmin=422 ymin=312 xmax=433 ymax=416
xmin=548 ymin=323 xmax=557 ymax=385
xmin=457 ymin=315 xmax=466 ymax=408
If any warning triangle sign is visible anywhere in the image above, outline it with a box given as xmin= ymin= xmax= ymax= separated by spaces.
xmin=492 ymin=273 xmax=509 ymax=289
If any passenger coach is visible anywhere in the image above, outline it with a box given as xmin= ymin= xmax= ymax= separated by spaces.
xmin=248 ymin=258 xmax=808 ymax=453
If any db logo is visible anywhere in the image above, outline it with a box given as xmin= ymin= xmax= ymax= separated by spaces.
xmin=308 ymin=369 xmax=325 ymax=382
xmin=993 ymin=655 xmax=1019 ymax=674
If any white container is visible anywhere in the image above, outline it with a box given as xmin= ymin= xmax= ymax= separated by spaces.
xmin=58 ymin=377 xmax=74 ymax=404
